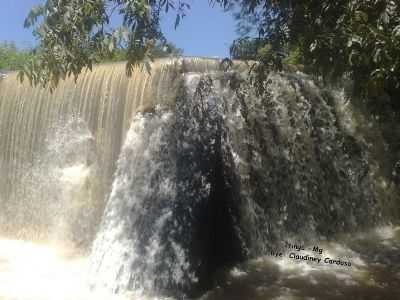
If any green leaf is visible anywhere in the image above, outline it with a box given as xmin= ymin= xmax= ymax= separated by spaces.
xmin=355 ymin=11 xmax=368 ymax=23
xmin=108 ymin=40 xmax=114 ymax=52
xmin=175 ymin=14 xmax=181 ymax=29
xmin=393 ymin=25 xmax=400 ymax=37
xmin=373 ymin=48 xmax=382 ymax=63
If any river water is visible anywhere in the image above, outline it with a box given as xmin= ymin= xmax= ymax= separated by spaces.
xmin=0 ymin=226 xmax=399 ymax=300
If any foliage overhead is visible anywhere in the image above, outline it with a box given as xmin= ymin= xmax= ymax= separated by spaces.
xmin=21 ymin=0 xmax=400 ymax=103
xmin=221 ymin=0 xmax=400 ymax=101
xmin=20 ymin=0 xmax=189 ymax=89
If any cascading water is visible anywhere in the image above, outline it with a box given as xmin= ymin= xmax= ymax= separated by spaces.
xmin=0 ymin=58 xmax=217 ymax=243
xmin=0 ymin=58 xmax=399 ymax=300
xmin=88 ymin=73 xmax=248 ymax=297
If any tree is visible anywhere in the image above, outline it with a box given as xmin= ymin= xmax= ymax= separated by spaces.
xmin=229 ymin=37 xmax=263 ymax=60
xmin=102 ymin=41 xmax=183 ymax=62
xmin=21 ymin=0 xmax=400 ymax=103
xmin=0 ymin=42 xmax=34 ymax=71
xmin=221 ymin=0 xmax=400 ymax=101
xmin=20 ymin=0 xmax=190 ymax=89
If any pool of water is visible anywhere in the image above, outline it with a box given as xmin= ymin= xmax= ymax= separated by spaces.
xmin=0 ymin=226 xmax=399 ymax=300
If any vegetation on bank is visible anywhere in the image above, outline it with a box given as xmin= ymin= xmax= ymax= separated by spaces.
xmin=0 ymin=42 xmax=34 ymax=72
xmin=0 ymin=41 xmax=181 ymax=73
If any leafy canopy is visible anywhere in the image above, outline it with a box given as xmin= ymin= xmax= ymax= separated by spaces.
xmin=20 ymin=0 xmax=190 ymax=89
xmin=222 ymin=0 xmax=400 ymax=100
xmin=21 ymin=0 xmax=400 ymax=102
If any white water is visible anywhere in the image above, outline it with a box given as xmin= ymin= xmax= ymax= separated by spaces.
xmin=88 ymin=107 xmax=190 ymax=295
xmin=0 ymin=239 xmax=89 ymax=300
xmin=0 ymin=226 xmax=399 ymax=300
xmin=1 ymin=60 xmax=399 ymax=299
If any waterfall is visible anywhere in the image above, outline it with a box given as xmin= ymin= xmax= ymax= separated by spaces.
xmin=0 ymin=58 xmax=219 ymax=243
xmin=0 ymin=58 xmax=398 ymax=299
xmin=87 ymin=70 xmax=394 ymax=297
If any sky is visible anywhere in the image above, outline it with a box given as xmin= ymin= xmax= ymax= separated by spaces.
xmin=0 ymin=0 xmax=238 ymax=58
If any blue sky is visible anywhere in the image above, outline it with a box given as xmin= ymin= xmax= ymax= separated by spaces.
xmin=0 ymin=0 xmax=238 ymax=58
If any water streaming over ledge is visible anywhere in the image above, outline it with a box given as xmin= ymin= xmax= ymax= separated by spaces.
xmin=0 ymin=58 xmax=220 ymax=242
xmin=0 ymin=58 xmax=399 ymax=299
